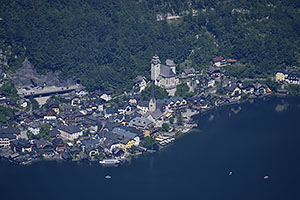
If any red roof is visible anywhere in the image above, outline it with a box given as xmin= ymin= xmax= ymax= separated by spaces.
xmin=212 ymin=57 xmax=224 ymax=62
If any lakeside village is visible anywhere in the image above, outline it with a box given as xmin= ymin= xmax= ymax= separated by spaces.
xmin=0 ymin=55 xmax=298 ymax=166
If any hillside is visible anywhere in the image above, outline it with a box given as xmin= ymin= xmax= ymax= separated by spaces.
xmin=0 ymin=0 xmax=299 ymax=92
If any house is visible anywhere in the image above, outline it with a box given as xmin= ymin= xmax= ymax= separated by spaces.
xmin=28 ymin=121 xmax=41 ymax=135
xmin=44 ymin=110 xmax=57 ymax=120
xmin=114 ymin=114 xmax=125 ymax=123
xmin=105 ymin=107 xmax=118 ymax=119
xmin=0 ymin=94 xmax=7 ymax=105
xmin=94 ymin=98 xmax=105 ymax=112
xmin=212 ymin=56 xmax=226 ymax=67
xmin=50 ymin=128 xmax=60 ymax=138
xmin=75 ymin=89 xmax=87 ymax=97
xmin=242 ymin=84 xmax=255 ymax=94
xmin=277 ymin=89 xmax=289 ymax=96
xmin=275 ymin=69 xmax=289 ymax=82
xmin=137 ymin=101 xmax=149 ymax=115
xmin=52 ymin=138 xmax=65 ymax=152
xmin=55 ymin=142 xmax=67 ymax=153
xmin=134 ymin=76 xmax=147 ymax=92
xmin=101 ymin=130 xmax=127 ymax=152
xmin=207 ymin=79 xmax=215 ymax=88
xmin=187 ymin=96 xmax=202 ymax=107
xmin=128 ymin=96 xmax=137 ymax=105
xmin=287 ymin=71 xmax=300 ymax=84
xmin=58 ymin=125 xmax=83 ymax=141
xmin=12 ymin=139 xmax=32 ymax=153
xmin=112 ymin=126 xmax=140 ymax=148
xmin=84 ymin=100 xmax=98 ymax=112
xmin=223 ymin=78 xmax=237 ymax=88
xmin=33 ymin=138 xmax=52 ymax=150
xmin=80 ymin=138 xmax=101 ymax=156
xmin=253 ymin=83 xmax=271 ymax=96
xmin=226 ymin=84 xmax=242 ymax=100
xmin=48 ymin=98 xmax=60 ymax=115
xmin=165 ymin=97 xmax=187 ymax=110
xmin=117 ymin=103 xmax=131 ymax=115
xmin=151 ymin=55 xmax=177 ymax=96
xmin=182 ymin=68 xmax=196 ymax=76
xmin=129 ymin=117 xmax=153 ymax=131
xmin=124 ymin=111 xmax=142 ymax=125
xmin=101 ymin=129 xmax=120 ymax=152
xmin=97 ymin=91 xmax=112 ymax=102
xmin=0 ymin=128 xmax=20 ymax=148
xmin=71 ymin=96 xmax=81 ymax=107
xmin=227 ymin=59 xmax=237 ymax=65
xmin=207 ymin=67 xmax=221 ymax=79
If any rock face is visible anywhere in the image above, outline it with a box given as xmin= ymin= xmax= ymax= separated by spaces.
xmin=13 ymin=58 xmax=79 ymax=87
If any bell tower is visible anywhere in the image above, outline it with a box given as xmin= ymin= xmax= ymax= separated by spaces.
xmin=151 ymin=55 xmax=161 ymax=83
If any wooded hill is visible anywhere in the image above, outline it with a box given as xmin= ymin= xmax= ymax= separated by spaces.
xmin=0 ymin=0 xmax=299 ymax=92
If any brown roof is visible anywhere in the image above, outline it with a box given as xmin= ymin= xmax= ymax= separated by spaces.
xmin=212 ymin=57 xmax=224 ymax=62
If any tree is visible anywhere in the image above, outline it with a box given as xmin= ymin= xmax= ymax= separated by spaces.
xmin=140 ymin=136 xmax=156 ymax=150
xmin=39 ymin=123 xmax=51 ymax=141
xmin=176 ymin=110 xmax=183 ymax=126
xmin=128 ymin=145 xmax=137 ymax=154
xmin=141 ymin=85 xmax=169 ymax=101
xmin=161 ymin=123 xmax=170 ymax=132
xmin=29 ymin=97 xmax=40 ymax=110
xmin=175 ymin=83 xmax=193 ymax=98
xmin=169 ymin=116 xmax=174 ymax=124
xmin=0 ymin=81 xmax=18 ymax=101
xmin=0 ymin=106 xmax=16 ymax=125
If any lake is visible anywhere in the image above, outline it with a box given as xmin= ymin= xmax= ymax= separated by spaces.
xmin=1 ymin=97 xmax=300 ymax=200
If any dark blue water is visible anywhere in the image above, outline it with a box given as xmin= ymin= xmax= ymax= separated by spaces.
xmin=1 ymin=97 xmax=300 ymax=200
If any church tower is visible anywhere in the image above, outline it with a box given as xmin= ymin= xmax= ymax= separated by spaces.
xmin=151 ymin=55 xmax=161 ymax=83
xmin=149 ymin=82 xmax=156 ymax=112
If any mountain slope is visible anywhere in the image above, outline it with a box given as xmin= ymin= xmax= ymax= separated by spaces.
xmin=0 ymin=0 xmax=299 ymax=91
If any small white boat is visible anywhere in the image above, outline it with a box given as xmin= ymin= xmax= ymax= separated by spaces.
xmin=99 ymin=159 xmax=120 ymax=166
xmin=264 ymin=175 xmax=269 ymax=180
xmin=229 ymin=171 xmax=233 ymax=176
xmin=105 ymin=175 xmax=111 ymax=179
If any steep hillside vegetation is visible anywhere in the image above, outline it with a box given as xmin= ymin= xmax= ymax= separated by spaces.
xmin=0 ymin=0 xmax=299 ymax=91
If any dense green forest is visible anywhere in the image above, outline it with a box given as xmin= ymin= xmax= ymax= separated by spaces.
xmin=0 ymin=0 xmax=299 ymax=92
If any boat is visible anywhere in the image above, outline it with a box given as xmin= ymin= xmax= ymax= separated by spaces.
xmin=264 ymin=175 xmax=269 ymax=180
xmin=99 ymin=159 xmax=120 ymax=166
xmin=105 ymin=175 xmax=111 ymax=179
xmin=229 ymin=171 xmax=233 ymax=176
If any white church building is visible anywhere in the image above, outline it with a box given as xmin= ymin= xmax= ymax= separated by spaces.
xmin=151 ymin=55 xmax=178 ymax=96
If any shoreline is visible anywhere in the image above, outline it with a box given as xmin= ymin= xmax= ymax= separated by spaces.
xmin=0 ymin=94 xmax=291 ymax=167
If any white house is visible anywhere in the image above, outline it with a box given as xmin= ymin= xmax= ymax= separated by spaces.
xmin=134 ymin=76 xmax=147 ymax=92
xmin=58 ymin=125 xmax=83 ymax=141
xmin=28 ymin=121 xmax=41 ymax=135
xmin=137 ymin=101 xmax=149 ymax=115
xmin=100 ymin=91 xmax=112 ymax=102
xmin=207 ymin=79 xmax=215 ymax=88
xmin=44 ymin=111 xmax=57 ymax=121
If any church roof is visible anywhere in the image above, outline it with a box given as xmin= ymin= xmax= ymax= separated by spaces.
xmin=159 ymin=65 xmax=175 ymax=78
xmin=149 ymin=109 xmax=163 ymax=120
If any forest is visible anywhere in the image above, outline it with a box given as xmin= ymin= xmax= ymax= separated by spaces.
xmin=0 ymin=0 xmax=299 ymax=92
